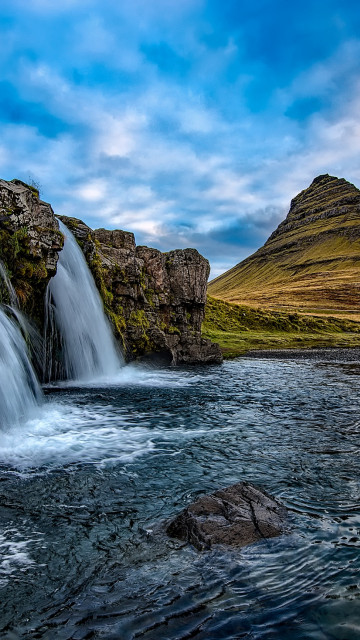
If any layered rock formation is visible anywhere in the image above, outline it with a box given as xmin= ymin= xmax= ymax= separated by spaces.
xmin=209 ymin=174 xmax=360 ymax=314
xmin=0 ymin=179 xmax=63 ymax=325
xmin=60 ymin=216 xmax=222 ymax=364
xmin=167 ymin=482 xmax=287 ymax=550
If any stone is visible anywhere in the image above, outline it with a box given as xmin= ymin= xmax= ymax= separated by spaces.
xmin=0 ymin=178 xmax=222 ymax=366
xmin=60 ymin=215 xmax=223 ymax=365
xmin=0 ymin=179 xmax=63 ymax=326
xmin=166 ymin=482 xmax=287 ymax=550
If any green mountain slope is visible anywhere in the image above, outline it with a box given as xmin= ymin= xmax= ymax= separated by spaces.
xmin=208 ymin=174 xmax=360 ymax=318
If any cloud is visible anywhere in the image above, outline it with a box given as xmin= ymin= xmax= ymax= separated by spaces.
xmin=1 ymin=0 xmax=360 ymax=278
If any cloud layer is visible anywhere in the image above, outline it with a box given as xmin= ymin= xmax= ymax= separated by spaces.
xmin=1 ymin=0 xmax=360 ymax=276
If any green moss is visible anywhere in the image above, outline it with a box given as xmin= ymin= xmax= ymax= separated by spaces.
xmin=139 ymin=267 xmax=147 ymax=289
xmin=0 ymin=223 xmax=50 ymax=322
xmin=129 ymin=309 xmax=150 ymax=329
xmin=89 ymin=252 xmax=113 ymax=306
xmin=128 ymin=309 xmax=157 ymax=356
xmin=145 ymin=288 xmax=155 ymax=306
xmin=168 ymin=325 xmax=181 ymax=335
xmin=112 ymin=265 xmax=128 ymax=283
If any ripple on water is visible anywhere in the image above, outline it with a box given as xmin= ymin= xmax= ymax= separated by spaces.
xmin=0 ymin=357 xmax=359 ymax=639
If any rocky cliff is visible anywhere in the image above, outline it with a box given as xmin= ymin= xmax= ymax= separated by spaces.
xmin=0 ymin=179 xmax=63 ymax=325
xmin=209 ymin=174 xmax=360 ymax=315
xmin=0 ymin=178 xmax=222 ymax=365
xmin=59 ymin=216 xmax=222 ymax=364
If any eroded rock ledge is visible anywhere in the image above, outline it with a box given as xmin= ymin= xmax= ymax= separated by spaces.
xmin=167 ymin=482 xmax=287 ymax=550
xmin=59 ymin=216 xmax=222 ymax=364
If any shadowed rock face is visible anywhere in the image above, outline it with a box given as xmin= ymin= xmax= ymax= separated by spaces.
xmin=167 ymin=483 xmax=287 ymax=550
xmin=60 ymin=216 xmax=223 ymax=364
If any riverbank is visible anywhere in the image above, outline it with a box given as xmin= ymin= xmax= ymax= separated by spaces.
xmin=245 ymin=346 xmax=360 ymax=361
xmin=202 ymin=296 xmax=360 ymax=359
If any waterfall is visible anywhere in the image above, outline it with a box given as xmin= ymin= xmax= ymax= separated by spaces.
xmin=0 ymin=261 xmax=18 ymax=309
xmin=46 ymin=220 xmax=123 ymax=382
xmin=0 ymin=307 xmax=42 ymax=429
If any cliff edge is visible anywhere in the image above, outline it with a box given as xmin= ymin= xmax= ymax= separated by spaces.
xmin=60 ymin=216 xmax=222 ymax=364
xmin=0 ymin=178 xmax=222 ymax=366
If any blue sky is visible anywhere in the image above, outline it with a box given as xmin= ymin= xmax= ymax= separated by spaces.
xmin=1 ymin=0 xmax=360 ymax=277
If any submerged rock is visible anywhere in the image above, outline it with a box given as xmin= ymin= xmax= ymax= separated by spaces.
xmin=167 ymin=482 xmax=287 ymax=550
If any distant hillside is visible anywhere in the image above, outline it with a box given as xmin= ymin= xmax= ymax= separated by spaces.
xmin=209 ymin=174 xmax=360 ymax=318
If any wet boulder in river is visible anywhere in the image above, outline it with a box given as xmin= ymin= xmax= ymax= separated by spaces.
xmin=167 ymin=482 xmax=287 ymax=550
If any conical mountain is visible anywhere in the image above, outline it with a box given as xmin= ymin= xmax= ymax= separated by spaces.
xmin=208 ymin=175 xmax=360 ymax=315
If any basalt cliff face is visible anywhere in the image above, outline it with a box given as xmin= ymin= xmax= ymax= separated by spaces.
xmin=209 ymin=174 xmax=360 ymax=314
xmin=59 ymin=216 xmax=222 ymax=364
xmin=0 ymin=178 xmax=222 ymax=365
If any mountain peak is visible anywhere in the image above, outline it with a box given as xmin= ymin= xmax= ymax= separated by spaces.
xmin=286 ymin=174 xmax=360 ymax=226
xmin=208 ymin=174 xmax=360 ymax=314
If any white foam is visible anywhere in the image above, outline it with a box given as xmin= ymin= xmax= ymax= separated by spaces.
xmin=0 ymin=402 xmax=159 ymax=471
xmin=0 ymin=528 xmax=39 ymax=587
xmin=47 ymin=363 xmax=206 ymax=389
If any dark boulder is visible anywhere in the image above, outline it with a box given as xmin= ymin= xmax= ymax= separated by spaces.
xmin=167 ymin=482 xmax=287 ymax=550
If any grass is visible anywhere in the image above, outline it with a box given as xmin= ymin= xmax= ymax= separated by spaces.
xmin=202 ymin=296 xmax=360 ymax=358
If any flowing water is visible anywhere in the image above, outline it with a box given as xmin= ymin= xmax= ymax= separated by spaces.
xmin=45 ymin=221 xmax=123 ymax=382
xmin=0 ymin=354 xmax=359 ymax=639
xmin=0 ymin=307 xmax=42 ymax=430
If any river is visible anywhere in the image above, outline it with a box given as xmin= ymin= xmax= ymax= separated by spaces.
xmin=0 ymin=355 xmax=359 ymax=639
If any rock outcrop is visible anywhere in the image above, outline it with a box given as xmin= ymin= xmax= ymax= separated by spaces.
xmin=0 ymin=179 xmax=63 ymax=325
xmin=0 ymin=178 xmax=222 ymax=366
xmin=60 ymin=216 xmax=222 ymax=364
xmin=209 ymin=174 xmax=360 ymax=314
xmin=167 ymin=482 xmax=287 ymax=550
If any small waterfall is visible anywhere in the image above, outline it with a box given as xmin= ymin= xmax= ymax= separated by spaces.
xmin=0 ymin=261 xmax=18 ymax=308
xmin=0 ymin=307 xmax=42 ymax=429
xmin=46 ymin=220 xmax=123 ymax=382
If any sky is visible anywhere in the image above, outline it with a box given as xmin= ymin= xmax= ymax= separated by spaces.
xmin=1 ymin=1 xmax=360 ymax=278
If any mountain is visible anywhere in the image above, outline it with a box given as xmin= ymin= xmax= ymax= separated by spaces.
xmin=208 ymin=175 xmax=360 ymax=318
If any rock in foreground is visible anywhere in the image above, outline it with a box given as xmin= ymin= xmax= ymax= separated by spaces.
xmin=167 ymin=482 xmax=286 ymax=550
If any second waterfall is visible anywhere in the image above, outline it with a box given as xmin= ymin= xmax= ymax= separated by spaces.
xmin=45 ymin=220 xmax=123 ymax=382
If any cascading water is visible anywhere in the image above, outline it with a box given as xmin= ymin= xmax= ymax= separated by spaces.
xmin=0 ymin=261 xmax=18 ymax=309
xmin=0 ymin=262 xmax=42 ymax=429
xmin=0 ymin=307 xmax=42 ymax=429
xmin=46 ymin=220 xmax=123 ymax=382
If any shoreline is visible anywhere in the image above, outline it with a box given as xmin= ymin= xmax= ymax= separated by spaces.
xmin=242 ymin=346 xmax=360 ymax=361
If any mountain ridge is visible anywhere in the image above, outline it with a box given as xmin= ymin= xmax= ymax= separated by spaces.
xmin=208 ymin=174 xmax=360 ymax=317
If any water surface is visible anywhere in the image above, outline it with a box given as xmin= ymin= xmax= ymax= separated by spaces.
xmin=0 ymin=356 xmax=359 ymax=639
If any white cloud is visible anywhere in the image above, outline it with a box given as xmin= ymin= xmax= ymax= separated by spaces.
xmin=75 ymin=179 xmax=107 ymax=202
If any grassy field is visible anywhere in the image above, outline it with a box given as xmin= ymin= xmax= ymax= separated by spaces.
xmin=202 ymin=296 xmax=360 ymax=358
